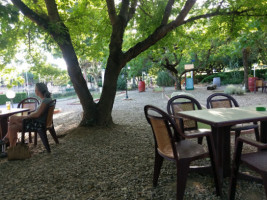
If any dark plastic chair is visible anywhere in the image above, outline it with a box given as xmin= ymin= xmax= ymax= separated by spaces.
xmin=17 ymin=97 xmax=40 ymax=143
xmin=21 ymin=100 xmax=59 ymax=152
xmin=206 ymin=93 xmax=259 ymax=141
xmin=229 ymin=136 xmax=267 ymax=199
xmin=144 ymin=105 xmax=221 ymax=200
xmin=254 ymin=78 xmax=265 ymax=93
xmin=167 ymin=95 xmax=210 ymax=144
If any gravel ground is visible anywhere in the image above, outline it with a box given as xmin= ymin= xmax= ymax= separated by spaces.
xmin=0 ymin=85 xmax=267 ymax=200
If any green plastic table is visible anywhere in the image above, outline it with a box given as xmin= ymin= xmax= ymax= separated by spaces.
xmin=176 ymin=105 xmax=267 ymax=180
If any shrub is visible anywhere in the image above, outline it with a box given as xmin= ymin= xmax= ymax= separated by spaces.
xmin=224 ymin=85 xmax=245 ymax=95
xmin=52 ymin=91 xmax=77 ymax=99
xmin=200 ymin=72 xmax=243 ymax=85
xmin=0 ymin=92 xmax=27 ymax=105
xmin=156 ymin=71 xmax=175 ymax=87
xmin=197 ymin=69 xmax=267 ymax=85
xmin=117 ymin=75 xmax=126 ymax=90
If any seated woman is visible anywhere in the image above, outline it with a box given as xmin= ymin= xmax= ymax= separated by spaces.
xmin=0 ymin=83 xmax=52 ymax=148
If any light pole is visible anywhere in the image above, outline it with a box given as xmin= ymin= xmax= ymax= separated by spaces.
xmin=122 ymin=66 xmax=130 ymax=100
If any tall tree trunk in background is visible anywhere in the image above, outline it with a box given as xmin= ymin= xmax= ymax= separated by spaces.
xmin=176 ymin=76 xmax=182 ymax=90
xmin=167 ymin=71 xmax=180 ymax=90
xmin=242 ymin=47 xmax=250 ymax=92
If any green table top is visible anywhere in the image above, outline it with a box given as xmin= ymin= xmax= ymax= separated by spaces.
xmin=177 ymin=105 xmax=267 ymax=127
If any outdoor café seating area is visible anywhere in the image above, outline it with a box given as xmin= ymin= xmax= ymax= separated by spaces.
xmin=144 ymin=93 xmax=267 ymax=199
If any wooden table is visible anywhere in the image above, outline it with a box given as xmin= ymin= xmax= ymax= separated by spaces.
xmin=176 ymin=105 xmax=267 ymax=180
xmin=0 ymin=108 xmax=30 ymax=139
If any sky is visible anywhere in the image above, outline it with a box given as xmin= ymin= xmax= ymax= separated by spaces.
xmin=47 ymin=55 xmax=67 ymax=70
xmin=10 ymin=46 xmax=67 ymax=73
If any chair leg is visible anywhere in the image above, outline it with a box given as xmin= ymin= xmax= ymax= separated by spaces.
xmin=29 ymin=131 xmax=32 ymax=143
xmin=176 ymin=161 xmax=190 ymax=200
xmin=21 ymin=131 xmax=25 ymax=143
xmin=235 ymin=130 xmax=241 ymax=142
xmin=229 ymin=140 xmax=243 ymax=200
xmin=197 ymin=137 xmax=203 ymax=144
xmin=34 ymin=132 xmax=37 ymax=146
xmin=206 ymin=135 xmax=222 ymax=196
xmin=153 ymin=151 xmax=164 ymax=187
xmin=262 ymin=173 xmax=267 ymax=198
xmin=253 ymin=126 xmax=260 ymax=142
xmin=37 ymin=129 xmax=51 ymax=152
xmin=48 ymin=127 xmax=59 ymax=144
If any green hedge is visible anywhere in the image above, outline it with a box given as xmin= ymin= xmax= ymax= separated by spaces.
xmin=157 ymin=71 xmax=175 ymax=87
xmin=200 ymin=72 xmax=243 ymax=85
xmin=196 ymin=69 xmax=267 ymax=85
xmin=0 ymin=92 xmax=27 ymax=105
xmin=52 ymin=91 xmax=77 ymax=99
xmin=117 ymin=75 xmax=126 ymax=90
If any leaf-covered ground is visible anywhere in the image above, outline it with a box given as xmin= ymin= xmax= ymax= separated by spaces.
xmin=0 ymin=85 xmax=266 ymax=199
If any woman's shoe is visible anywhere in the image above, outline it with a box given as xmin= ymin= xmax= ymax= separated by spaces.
xmin=0 ymin=152 xmax=7 ymax=158
xmin=0 ymin=138 xmax=8 ymax=145
xmin=0 ymin=139 xmax=6 ymax=145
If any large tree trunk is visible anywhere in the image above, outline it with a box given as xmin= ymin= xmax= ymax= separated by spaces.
xmin=58 ymin=36 xmax=98 ymax=126
xmin=96 ymin=55 xmax=123 ymax=125
xmin=242 ymin=47 xmax=250 ymax=92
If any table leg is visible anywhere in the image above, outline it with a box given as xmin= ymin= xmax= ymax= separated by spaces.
xmin=212 ymin=126 xmax=231 ymax=179
xmin=260 ymin=121 xmax=267 ymax=143
xmin=0 ymin=117 xmax=8 ymax=139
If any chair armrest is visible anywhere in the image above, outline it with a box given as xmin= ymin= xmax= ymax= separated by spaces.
xmin=170 ymin=115 xmax=210 ymax=138
xmin=237 ymin=137 xmax=267 ymax=150
xmin=185 ymin=131 xmax=211 ymax=139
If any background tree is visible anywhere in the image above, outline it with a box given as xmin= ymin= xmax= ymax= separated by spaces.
xmin=0 ymin=2 xmax=20 ymax=69
xmin=6 ymin=0 xmax=267 ymax=127
xmin=80 ymin=60 xmax=102 ymax=89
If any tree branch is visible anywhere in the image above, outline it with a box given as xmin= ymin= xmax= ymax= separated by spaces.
xmin=161 ymin=0 xmax=175 ymax=25
xmin=106 ymin=0 xmax=117 ymax=25
xmin=164 ymin=63 xmax=178 ymax=74
xmin=179 ymin=68 xmax=199 ymax=78
xmin=139 ymin=3 xmax=152 ymax=18
xmin=183 ymin=9 xmax=259 ymax=25
xmin=11 ymin=0 xmax=49 ymax=30
xmin=119 ymin=0 xmax=130 ymax=19
xmin=128 ymin=0 xmax=138 ymax=22
xmin=172 ymin=0 xmax=196 ymax=26
xmin=124 ymin=0 xmax=196 ymax=62
xmin=44 ymin=0 xmax=61 ymax=22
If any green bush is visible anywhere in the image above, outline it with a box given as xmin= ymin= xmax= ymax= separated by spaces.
xmin=0 ymin=92 xmax=27 ymax=105
xmin=224 ymin=85 xmax=245 ymax=95
xmin=197 ymin=69 xmax=267 ymax=85
xmin=200 ymin=72 xmax=243 ymax=85
xmin=52 ymin=91 xmax=77 ymax=99
xmin=156 ymin=71 xmax=175 ymax=87
xmin=117 ymin=76 xmax=126 ymax=90
xmin=66 ymin=88 xmax=75 ymax=92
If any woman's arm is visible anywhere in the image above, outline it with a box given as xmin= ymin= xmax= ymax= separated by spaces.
xmin=26 ymin=102 xmax=48 ymax=119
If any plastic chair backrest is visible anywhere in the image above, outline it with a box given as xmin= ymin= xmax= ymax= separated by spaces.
xmin=167 ymin=95 xmax=202 ymax=131
xmin=46 ymin=100 xmax=56 ymax=128
xmin=206 ymin=93 xmax=239 ymax=109
xmin=17 ymin=97 xmax=39 ymax=116
xmin=145 ymin=105 xmax=181 ymax=159
xmin=255 ymin=79 xmax=263 ymax=87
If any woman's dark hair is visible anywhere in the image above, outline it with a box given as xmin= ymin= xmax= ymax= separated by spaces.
xmin=36 ymin=83 xmax=51 ymax=98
